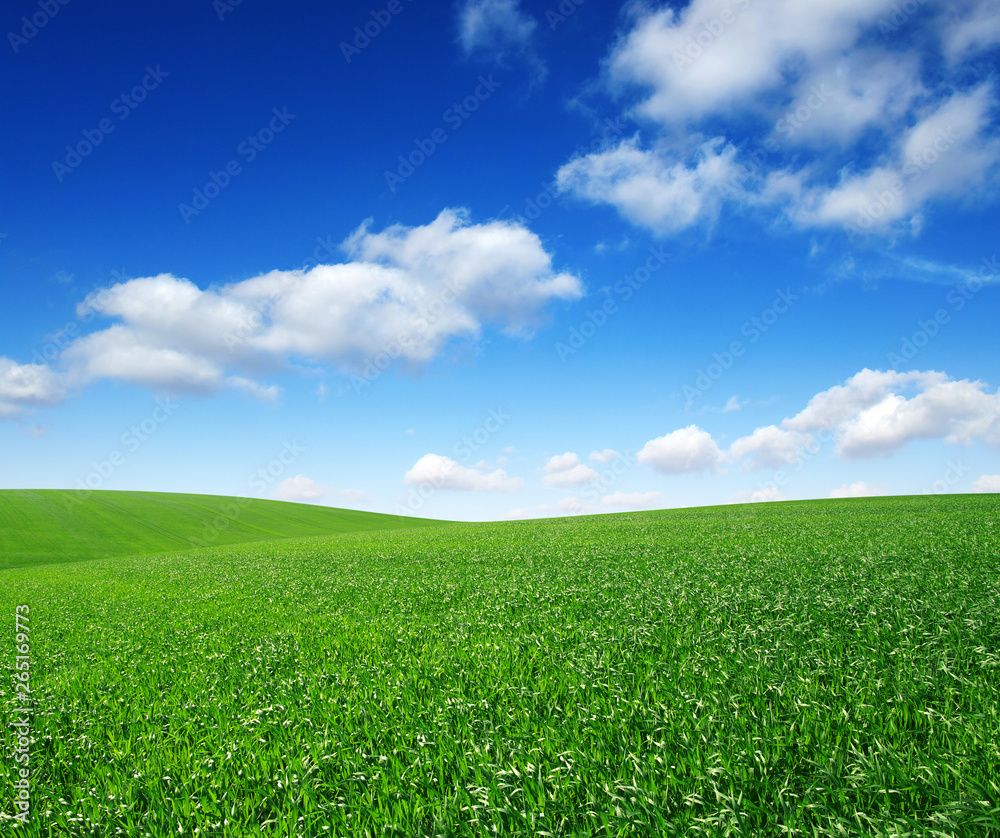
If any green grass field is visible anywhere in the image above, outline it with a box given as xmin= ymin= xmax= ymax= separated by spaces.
xmin=0 ymin=490 xmax=444 ymax=569
xmin=2 ymin=492 xmax=999 ymax=836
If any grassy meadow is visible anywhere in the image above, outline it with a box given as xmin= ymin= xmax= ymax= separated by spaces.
xmin=1 ymin=492 xmax=999 ymax=836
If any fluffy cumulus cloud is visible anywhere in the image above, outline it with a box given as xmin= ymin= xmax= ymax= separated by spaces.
xmin=540 ymin=452 xmax=598 ymax=487
xmin=786 ymin=369 xmax=1000 ymax=459
xmin=543 ymin=452 xmax=580 ymax=472
xmin=973 ymin=474 xmax=1000 ymax=493
xmin=726 ymin=425 xmax=810 ymax=471
xmin=639 ymin=368 xmax=1000 ymax=478
xmin=779 ymin=84 xmax=1000 ymax=232
xmin=542 ymin=464 xmax=599 ymax=487
xmin=10 ymin=210 xmax=580 ymax=410
xmin=404 ymin=454 xmax=524 ymax=491
xmin=589 ymin=448 xmax=619 ymax=463
xmin=776 ymin=53 xmax=923 ymax=149
xmin=637 ymin=425 xmax=722 ymax=474
xmin=607 ymin=0 xmax=900 ymax=126
xmin=556 ymin=137 xmax=741 ymax=235
xmin=829 ymin=480 xmax=885 ymax=499
xmin=559 ymin=0 xmax=1000 ymax=237
xmin=0 ymin=358 xmax=68 ymax=417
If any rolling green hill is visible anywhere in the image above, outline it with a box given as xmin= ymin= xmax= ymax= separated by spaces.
xmin=0 ymin=489 xmax=445 ymax=568
xmin=1 ymin=494 xmax=998 ymax=834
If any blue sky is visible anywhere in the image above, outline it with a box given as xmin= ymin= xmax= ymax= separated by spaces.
xmin=1 ymin=0 xmax=998 ymax=521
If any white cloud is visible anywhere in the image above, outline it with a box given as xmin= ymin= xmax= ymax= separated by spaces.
xmin=61 ymin=322 xmax=230 ymax=395
xmin=638 ymin=424 xmax=722 ymax=474
xmin=973 ymin=474 xmax=1000 ymax=493
xmin=607 ymin=0 xmax=898 ymax=127
xmin=825 ymin=374 xmax=1000 ymax=459
xmin=589 ymin=448 xmax=619 ymax=462
xmin=227 ymin=376 xmax=281 ymax=403
xmin=562 ymin=0 xmax=1000 ymax=237
xmin=557 ymin=137 xmax=741 ymax=235
xmin=829 ymin=480 xmax=885 ymax=498
xmin=543 ymin=451 xmax=580 ymax=472
xmin=542 ymin=463 xmax=599 ymax=487
xmin=778 ymin=53 xmax=923 ymax=148
xmin=727 ymin=425 xmax=811 ymax=471
xmin=728 ymin=369 xmax=1000 ymax=464
xmin=941 ymin=0 xmax=1000 ymax=61
xmin=404 ymin=453 xmax=524 ymax=491
xmin=600 ymin=490 xmax=664 ymax=509
xmin=540 ymin=451 xmax=600 ymax=486
xmin=783 ymin=85 xmax=1000 ymax=232
xmin=0 ymin=358 xmax=67 ymax=417
xmin=457 ymin=0 xmax=544 ymax=78
xmin=458 ymin=0 xmax=535 ymax=53
xmin=273 ymin=475 xmax=326 ymax=502
xmin=731 ymin=486 xmax=785 ymax=503
xmin=43 ymin=209 xmax=580 ymax=400
xmin=723 ymin=396 xmax=743 ymax=412
xmin=783 ymin=369 xmax=938 ymax=434
xmin=629 ymin=370 xmax=1000 ymax=483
